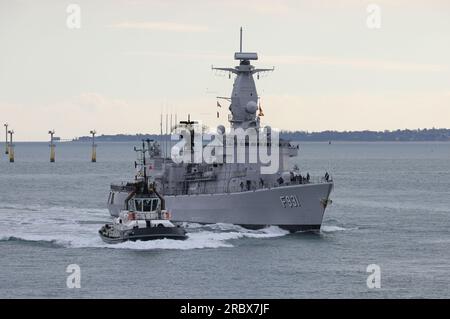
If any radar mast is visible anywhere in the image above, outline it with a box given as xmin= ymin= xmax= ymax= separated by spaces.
xmin=212 ymin=27 xmax=274 ymax=129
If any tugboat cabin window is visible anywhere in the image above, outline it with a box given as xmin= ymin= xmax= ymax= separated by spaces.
xmin=143 ymin=199 xmax=152 ymax=212
xmin=128 ymin=199 xmax=136 ymax=211
xmin=133 ymin=198 xmax=159 ymax=212
xmin=135 ymin=199 xmax=142 ymax=211
xmin=151 ymin=199 xmax=159 ymax=211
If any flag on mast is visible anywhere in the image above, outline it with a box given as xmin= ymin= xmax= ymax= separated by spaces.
xmin=258 ymin=102 xmax=264 ymax=116
xmin=217 ymin=101 xmax=221 ymax=118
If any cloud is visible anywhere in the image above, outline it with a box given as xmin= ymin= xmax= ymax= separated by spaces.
xmin=261 ymin=55 xmax=448 ymax=72
xmin=2 ymin=90 xmax=450 ymax=141
xmin=222 ymin=0 xmax=291 ymax=15
xmin=121 ymin=51 xmax=229 ymax=61
xmin=299 ymin=0 xmax=450 ymax=9
xmin=112 ymin=0 xmax=292 ymax=16
xmin=108 ymin=21 xmax=210 ymax=32
xmin=0 ymin=93 xmax=213 ymax=141
xmin=119 ymin=50 xmax=448 ymax=72
xmin=76 ymin=92 xmax=129 ymax=112
xmin=261 ymin=92 xmax=450 ymax=131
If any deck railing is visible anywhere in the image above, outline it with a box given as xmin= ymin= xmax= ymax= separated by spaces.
xmin=164 ymin=175 xmax=332 ymax=196
xmin=111 ymin=175 xmax=333 ymax=196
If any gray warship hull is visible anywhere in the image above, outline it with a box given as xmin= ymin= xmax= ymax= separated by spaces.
xmin=108 ymin=182 xmax=333 ymax=232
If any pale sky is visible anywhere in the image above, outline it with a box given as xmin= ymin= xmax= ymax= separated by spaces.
xmin=1 ymin=0 xmax=449 ymax=141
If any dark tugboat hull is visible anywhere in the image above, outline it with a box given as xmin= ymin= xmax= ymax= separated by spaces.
xmin=98 ymin=226 xmax=187 ymax=244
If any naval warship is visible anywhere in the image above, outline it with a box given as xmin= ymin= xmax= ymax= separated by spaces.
xmin=107 ymin=29 xmax=333 ymax=232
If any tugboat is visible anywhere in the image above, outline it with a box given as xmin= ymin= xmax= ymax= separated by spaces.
xmin=99 ymin=141 xmax=187 ymax=243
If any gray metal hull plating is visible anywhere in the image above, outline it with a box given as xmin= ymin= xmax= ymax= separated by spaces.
xmin=108 ymin=182 xmax=333 ymax=232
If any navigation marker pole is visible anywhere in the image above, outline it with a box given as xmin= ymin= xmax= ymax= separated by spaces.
xmin=4 ymin=123 xmax=8 ymax=155
xmin=90 ymin=130 xmax=97 ymax=162
xmin=8 ymin=130 xmax=14 ymax=162
xmin=49 ymin=130 xmax=56 ymax=162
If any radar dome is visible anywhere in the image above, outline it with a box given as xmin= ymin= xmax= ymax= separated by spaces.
xmin=217 ymin=125 xmax=225 ymax=135
xmin=245 ymin=101 xmax=258 ymax=113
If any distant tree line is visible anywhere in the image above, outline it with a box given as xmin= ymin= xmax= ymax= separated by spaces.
xmin=74 ymin=133 xmax=163 ymax=142
xmin=73 ymin=128 xmax=450 ymax=142
xmin=280 ymin=128 xmax=450 ymax=141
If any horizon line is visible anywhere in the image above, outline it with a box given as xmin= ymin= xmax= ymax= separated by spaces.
xmin=7 ymin=127 xmax=450 ymax=142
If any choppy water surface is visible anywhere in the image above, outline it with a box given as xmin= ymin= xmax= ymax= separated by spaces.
xmin=0 ymin=142 xmax=449 ymax=298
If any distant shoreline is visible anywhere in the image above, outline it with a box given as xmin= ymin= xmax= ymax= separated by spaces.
xmin=71 ymin=128 xmax=450 ymax=142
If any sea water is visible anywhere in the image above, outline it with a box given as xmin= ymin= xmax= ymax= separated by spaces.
xmin=0 ymin=142 xmax=449 ymax=298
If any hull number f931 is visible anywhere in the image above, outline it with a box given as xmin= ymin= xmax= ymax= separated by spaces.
xmin=280 ymin=195 xmax=301 ymax=208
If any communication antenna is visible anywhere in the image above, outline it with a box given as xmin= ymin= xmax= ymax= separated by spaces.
xmin=158 ymin=108 xmax=163 ymax=164
xmin=165 ymin=113 xmax=168 ymax=158
xmin=239 ymin=26 xmax=243 ymax=52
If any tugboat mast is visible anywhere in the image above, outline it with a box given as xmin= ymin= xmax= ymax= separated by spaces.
xmin=134 ymin=140 xmax=150 ymax=193
xmin=142 ymin=140 xmax=148 ymax=190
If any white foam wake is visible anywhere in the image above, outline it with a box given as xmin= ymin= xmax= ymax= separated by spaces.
xmin=0 ymin=204 xmax=289 ymax=250
xmin=321 ymin=225 xmax=356 ymax=233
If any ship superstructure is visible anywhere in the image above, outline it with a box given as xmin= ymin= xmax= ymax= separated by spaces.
xmin=107 ymin=29 xmax=333 ymax=232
